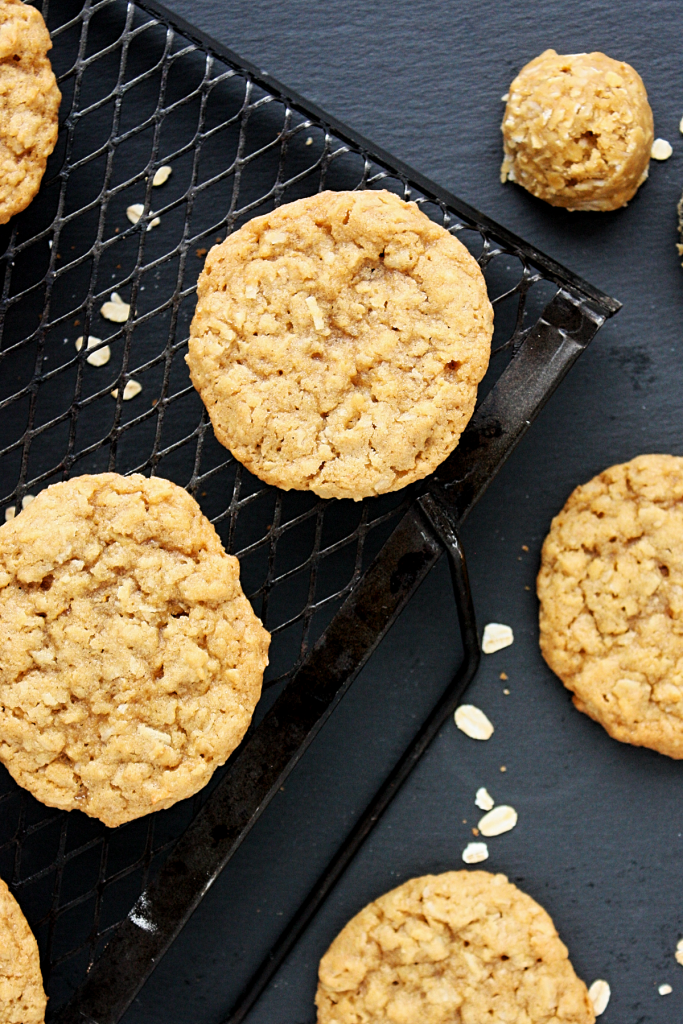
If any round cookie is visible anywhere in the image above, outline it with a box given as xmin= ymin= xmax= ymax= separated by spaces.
xmin=315 ymin=870 xmax=594 ymax=1024
xmin=501 ymin=49 xmax=653 ymax=211
xmin=0 ymin=473 xmax=270 ymax=827
xmin=0 ymin=877 xmax=47 ymax=1024
xmin=187 ymin=190 xmax=493 ymax=501
xmin=0 ymin=0 xmax=61 ymax=224
xmin=538 ymin=454 xmax=683 ymax=758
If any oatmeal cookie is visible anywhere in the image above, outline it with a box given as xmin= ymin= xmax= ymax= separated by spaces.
xmin=316 ymin=870 xmax=594 ymax=1024
xmin=0 ymin=0 xmax=61 ymax=224
xmin=0 ymin=473 xmax=270 ymax=827
xmin=538 ymin=454 xmax=683 ymax=758
xmin=187 ymin=190 xmax=493 ymax=500
xmin=0 ymin=876 xmax=47 ymax=1024
xmin=501 ymin=50 xmax=653 ymax=211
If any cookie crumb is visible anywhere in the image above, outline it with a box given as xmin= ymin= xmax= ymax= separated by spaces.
xmin=475 ymin=787 xmax=494 ymax=811
xmin=482 ymin=622 xmax=514 ymax=654
xmin=651 ymin=138 xmax=673 ymax=160
xmin=101 ymin=292 xmax=130 ymax=323
xmin=76 ymin=335 xmax=111 ymax=367
xmin=461 ymin=841 xmax=489 ymax=864
xmin=454 ymin=704 xmax=494 ymax=740
xmin=675 ymin=937 xmax=683 ymax=965
xmin=500 ymin=765 xmax=507 ymax=772
xmin=471 ymin=827 xmax=479 ymax=836
xmin=477 ymin=805 xmax=517 ymax=837
xmin=152 ymin=165 xmax=172 ymax=186
xmin=500 ymin=672 xmax=508 ymax=680
xmin=521 ymin=544 xmax=529 ymax=551
xmin=588 ymin=979 xmax=611 ymax=1016
xmin=659 ymin=983 xmax=672 ymax=995
xmin=196 ymin=247 xmax=207 ymax=258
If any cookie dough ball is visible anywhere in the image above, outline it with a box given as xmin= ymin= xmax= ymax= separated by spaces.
xmin=538 ymin=454 xmax=683 ymax=758
xmin=501 ymin=49 xmax=653 ymax=211
xmin=316 ymin=870 xmax=595 ymax=1024
xmin=0 ymin=474 xmax=270 ymax=827
xmin=0 ymin=877 xmax=47 ymax=1024
xmin=187 ymin=190 xmax=493 ymax=501
xmin=0 ymin=0 xmax=61 ymax=224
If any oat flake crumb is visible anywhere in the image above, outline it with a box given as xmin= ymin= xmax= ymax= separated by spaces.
xmin=111 ymin=380 xmax=142 ymax=401
xmin=100 ymin=292 xmax=130 ymax=323
xmin=76 ymin=335 xmax=111 ymax=367
xmin=461 ymin=841 xmax=489 ymax=864
xmin=4 ymin=507 xmax=15 ymax=522
xmin=675 ymin=937 xmax=683 ymax=966
xmin=454 ymin=704 xmax=494 ymax=740
xmin=477 ymin=805 xmax=518 ymax=837
xmin=126 ymin=203 xmax=144 ymax=224
xmin=659 ymin=983 xmax=672 ymax=995
xmin=588 ymin=979 xmax=611 ymax=1016
xmin=21 ymin=495 xmax=35 ymax=510
xmin=651 ymin=138 xmax=673 ymax=160
xmin=152 ymin=165 xmax=172 ymax=186
xmin=475 ymin=787 xmax=494 ymax=811
xmin=482 ymin=622 xmax=514 ymax=654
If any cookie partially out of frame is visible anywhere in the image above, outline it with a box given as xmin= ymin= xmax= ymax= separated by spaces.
xmin=187 ymin=189 xmax=493 ymax=501
xmin=0 ymin=0 xmax=61 ymax=224
xmin=316 ymin=870 xmax=594 ymax=1024
xmin=538 ymin=454 xmax=683 ymax=758
xmin=0 ymin=473 xmax=270 ymax=827
xmin=0 ymin=876 xmax=47 ymax=1024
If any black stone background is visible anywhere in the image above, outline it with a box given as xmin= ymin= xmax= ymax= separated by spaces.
xmin=120 ymin=2 xmax=683 ymax=1022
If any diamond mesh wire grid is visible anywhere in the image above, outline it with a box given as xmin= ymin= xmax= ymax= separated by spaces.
xmin=0 ymin=0 xmax=608 ymax=1017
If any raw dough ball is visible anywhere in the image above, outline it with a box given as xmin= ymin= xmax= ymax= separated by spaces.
xmin=501 ymin=49 xmax=653 ymax=211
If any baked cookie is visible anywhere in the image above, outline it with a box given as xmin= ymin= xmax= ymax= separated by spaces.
xmin=0 ymin=876 xmax=47 ymax=1024
xmin=316 ymin=870 xmax=594 ymax=1024
xmin=501 ymin=49 xmax=653 ymax=211
xmin=0 ymin=0 xmax=61 ymax=224
xmin=187 ymin=190 xmax=493 ymax=500
xmin=538 ymin=454 xmax=683 ymax=758
xmin=0 ymin=473 xmax=270 ymax=827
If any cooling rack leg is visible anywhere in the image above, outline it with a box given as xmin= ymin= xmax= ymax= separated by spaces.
xmin=220 ymin=491 xmax=480 ymax=1024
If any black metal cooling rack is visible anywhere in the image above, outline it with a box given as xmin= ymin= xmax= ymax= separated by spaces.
xmin=0 ymin=1 xmax=619 ymax=1021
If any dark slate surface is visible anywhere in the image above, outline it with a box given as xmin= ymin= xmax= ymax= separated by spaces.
xmin=123 ymin=2 xmax=683 ymax=1022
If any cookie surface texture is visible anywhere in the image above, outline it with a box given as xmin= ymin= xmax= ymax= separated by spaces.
xmin=187 ymin=190 xmax=493 ymax=500
xmin=538 ymin=454 xmax=683 ymax=758
xmin=0 ymin=876 xmax=47 ymax=1024
xmin=315 ymin=870 xmax=594 ymax=1024
xmin=501 ymin=49 xmax=653 ymax=211
xmin=0 ymin=0 xmax=61 ymax=224
xmin=0 ymin=474 xmax=270 ymax=827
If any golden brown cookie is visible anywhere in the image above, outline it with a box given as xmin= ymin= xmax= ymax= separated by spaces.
xmin=538 ymin=454 xmax=683 ymax=758
xmin=501 ymin=49 xmax=653 ymax=211
xmin=0 ymin=0 xmax=61 ymax=224
xmin=187 ymin=190 xmax=493 ymax=500
xmin=0 ymin=877 xmax=47 ymax=1024
xmin=315 ymin=870 xmax=594 ymax=1024
xmin=0 ymin=473 xmax=270 ymax=827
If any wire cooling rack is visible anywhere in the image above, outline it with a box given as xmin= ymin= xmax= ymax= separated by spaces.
xmin=0 ymin=1 xmax=619 ymax=1021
